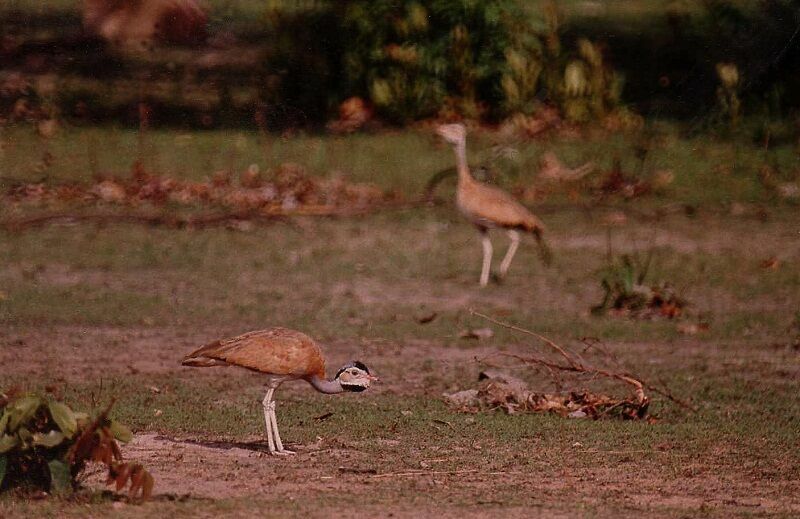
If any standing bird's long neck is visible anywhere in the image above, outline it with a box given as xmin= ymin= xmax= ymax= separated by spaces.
xmin=308 ymin=376 xmax=344 ymax=394
xmin=452 ymin=139 xmax=473 ymax=184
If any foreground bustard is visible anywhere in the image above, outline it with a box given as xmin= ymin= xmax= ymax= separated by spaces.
xmin=182 ymin=327 xmax=377 ymax=455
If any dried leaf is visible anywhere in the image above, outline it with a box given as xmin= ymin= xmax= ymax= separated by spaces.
xmin=459 ymin=328 xmax=494 ymax=340
xmin=110 ymin=437 xmax=123 ymax=461
xmin=128 ymin=465 xmax=145 ymax=499
xmin=141 ymin=471 xmax=155 ymax=500
xmin=760 ymin=257 xmax=780 ymax=270
xmin=415 ymin=311 xmax=438 ymax=324
xmin=114 ymin=463 xmax=132 ymax=492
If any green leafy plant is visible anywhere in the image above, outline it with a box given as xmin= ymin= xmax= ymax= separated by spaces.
xmin=592 ymin=251 xmax=685 ymax=318
xmin=0 ymin=391 xmax=153 ymax=501
xmin=335 ymin=0 xmax=548 ymax=122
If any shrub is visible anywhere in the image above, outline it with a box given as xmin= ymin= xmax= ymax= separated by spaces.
xmin=334 ymin=0 xmax=549 ymax=122
xmin=0 ymin=391 xmax=153 ymax=501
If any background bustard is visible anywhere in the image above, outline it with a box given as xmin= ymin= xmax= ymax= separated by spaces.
xmin=437 ymin=123 xmax=551 ymax=286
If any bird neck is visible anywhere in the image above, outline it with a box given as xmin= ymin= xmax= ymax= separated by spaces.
xmin=308 ymin=376 xmax=345 ymax=394
xmin=452 ymin=140 xmax=473 ymax=184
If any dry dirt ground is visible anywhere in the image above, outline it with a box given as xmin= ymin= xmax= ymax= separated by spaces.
xmin=1 ymin=209 xmax=799 ymax=517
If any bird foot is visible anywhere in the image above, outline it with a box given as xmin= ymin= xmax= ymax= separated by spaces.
xmin=270 ymin=449 xmax=296 ymax=456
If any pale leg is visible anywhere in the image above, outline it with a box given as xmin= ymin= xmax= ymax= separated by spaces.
xmin=269 ymin=403 xmax=295 ymax=455
xmin=261 ymin=390 xmax=276 ymax=454
xmin=480 ymin=233 xmax=492 ymax=287
xmin=498 ymin=230 xmax=521 ymax=279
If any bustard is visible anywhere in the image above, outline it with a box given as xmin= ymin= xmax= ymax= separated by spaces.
xmin=182 ymin=327 xmax=376 ymax=456
xmin=437 ymin=123 xmax=551 ymax=286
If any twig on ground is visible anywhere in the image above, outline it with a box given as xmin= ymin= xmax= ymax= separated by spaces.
xmin=469 ymin=309 xmax=697 ymax=411
xmin=369 ymin=469 xmax=509 ymax=479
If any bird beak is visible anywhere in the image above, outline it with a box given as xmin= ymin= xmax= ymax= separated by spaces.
xmin=368 ymin=374 xmax=380 ymax=383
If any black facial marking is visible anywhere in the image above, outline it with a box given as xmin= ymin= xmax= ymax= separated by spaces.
xmin=341 ymin=384 xmax=367 ymax=393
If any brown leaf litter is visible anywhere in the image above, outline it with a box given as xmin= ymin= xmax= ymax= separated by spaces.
xmin=444 ymin=370 xmax=650 ymax=421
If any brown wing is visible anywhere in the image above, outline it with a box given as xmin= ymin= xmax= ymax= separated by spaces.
xmin=458 ymin=179 xmax=545 ymax=232
xmin=182 ymin=327 xmax=326 ymax=379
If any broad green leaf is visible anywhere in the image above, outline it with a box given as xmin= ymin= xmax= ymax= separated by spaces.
xmin=0 ymin=455 xmax=6 ymax=487
xmin=48 ymin=401 xmax=77 ymax=438
xmin=33 ymin=430 xmax=65 ymax=448
xmin=0 ymin=434 xmax=18 ymax=454
xmin=47 ymin=459 xmax=72 ymax=495
xmin=8 ymin=396 xmax=42 ymax=432
xmin=109 ymin=420 xmax=133 ymax=443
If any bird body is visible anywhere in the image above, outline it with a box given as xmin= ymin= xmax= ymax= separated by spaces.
xmin=182 ymin=327 xmax=375 ymax=455
xmin=456 ymin=175 xmax=544 ymax=233
xmin=182 ymin=327 xmax=326 ymax=381
xmin=438 ymin=123 xmax=550 ymax=286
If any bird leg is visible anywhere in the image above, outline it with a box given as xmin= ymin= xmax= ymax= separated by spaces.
xmin=261 ymin=389 xmax=277 ymax=454
xmin=268 ymin=401 xmax=295 ymax=455
xmin=480 ymin=232 xmax=492 ymax=287
xmin=498 ymin=230 xmax=521 ymax=279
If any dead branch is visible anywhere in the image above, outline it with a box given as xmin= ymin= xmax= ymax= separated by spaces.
xmin=470 ymin=310 xmax=697 ymax=411
xmin=470 ymin=309 xmax=579 ymax=369
xmin=369 ymin=469 xmax=511 ymax=479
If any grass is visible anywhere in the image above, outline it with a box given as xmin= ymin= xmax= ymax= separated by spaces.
xmin=2 ymin=120 xmax=800 ymax=516
xmin=3 ymin=122 xmax=798 ymax=205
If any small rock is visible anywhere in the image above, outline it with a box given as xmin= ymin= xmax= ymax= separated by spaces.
xmin=568 ymin=410 xmax=587 ymax=419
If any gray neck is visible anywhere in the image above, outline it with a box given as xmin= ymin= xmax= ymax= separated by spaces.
xmin=453 ymin=140 xmax=472 ymax=183
xmin=309 ymin=376 xmax=345 ymax=394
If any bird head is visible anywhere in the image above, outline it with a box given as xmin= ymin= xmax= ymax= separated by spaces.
xmin=334 ymin=361 xmax=377 ymax=392
xmin=436 ymin=123 xmax=466 ymax=147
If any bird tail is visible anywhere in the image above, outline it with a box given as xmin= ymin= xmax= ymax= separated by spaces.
xmin=181 ymin=340 xmax=228 ymax=367
xmin=532 ymin=227 xmax=553 ymax=266
xmin=181 ymin=357 xmax=227 ymax=367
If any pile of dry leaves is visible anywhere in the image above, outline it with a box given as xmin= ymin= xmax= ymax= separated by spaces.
xmin=445 ymin=370 xmax=649 ymax=421
xmin=443 ymin=311 xmax=694 ymax=421
xmin=3 ymin=162 xmax=397 ymax=215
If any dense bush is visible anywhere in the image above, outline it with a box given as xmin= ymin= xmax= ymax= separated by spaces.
xmin=0 ymin=391 xmax=152 ymax=501
xmin=333 ymin=0 xmax=529 ymax=121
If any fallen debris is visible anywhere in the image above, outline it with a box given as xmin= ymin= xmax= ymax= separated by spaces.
xmin=597 ymin=158 xmax=650 ymax=198
xmin=676 ymin=321 xmax=710 ymax=336
xmin=459 ymin=328 xmax=495 ymax=340
xmin=445 ymin=310 xmax=696 ymax=420
xmin=445 ymin=370 xmax=649 ymax=420
xmin=538 ymin=151 xmax=595 ymax=183
xmin=2 ymin=162 xmax=402 ymax=230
